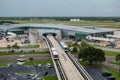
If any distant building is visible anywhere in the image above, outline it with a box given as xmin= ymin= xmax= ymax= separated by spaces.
xmin=70 ymin=18 xmax=84 ymax=22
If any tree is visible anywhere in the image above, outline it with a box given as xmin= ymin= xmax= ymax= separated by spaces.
xmin=72 ymin=42 xmax=79 ymax=47
xmin=79 ymin=46 xmax=105 ymax=65
xmin=116 ymin=54 xmax=120 ymax=61
xmin=116 ymin=54 xmax=120 ymax=77
xmin=72 ymin=47 xmax=78 ymax=54
xmin=79 ymin=41 xmax=90 ymax=50
xmin=7 ymin=45 xmax=11 ymax=52
xmin=29 ymin=57 xmax=34 ymax=66
xmin=78 ymin=41 xmax=90 ymax=58
xmin=12 ymin=44 xmax=15 ymax=51
xmin=16 ymin=44 xmax=20 ymax=52
xmin=12 ymin=43 xmax=20 ymax=52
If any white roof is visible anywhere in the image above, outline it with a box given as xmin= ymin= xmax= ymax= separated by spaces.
xmin=53 ymin=51 xmax=58 ymax=55
xmin=51 ymin=47 xmax=56 ymax=51
xmin=0 ymin=23 xmax=115 ymax=34
xmin=89 ymin=36 xmax=115 ymax=42
xmin=60 ymin=42 xmax=68 ymax=48
xmin=106 ymin=35 xmax=120 ymax=39
xmin=60 ymin=42 xmax=64 ymax=45
xmin=62 ymin=44 xmax=68 ymax=48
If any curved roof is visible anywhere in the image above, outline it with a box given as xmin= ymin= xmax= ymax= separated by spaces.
xmin=0 ymin=23 xmax=115 ymax=33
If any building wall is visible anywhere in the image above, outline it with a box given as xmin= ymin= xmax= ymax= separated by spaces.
xmin=75 ymin=33 xmax=89 ymax=40
xmin=62 ymin=29 xmax=90 ymax=40
xmin=62 ymin=30 xmax=76 ymax=38
xmin=94 ymin=31 xmax=113 ymax=37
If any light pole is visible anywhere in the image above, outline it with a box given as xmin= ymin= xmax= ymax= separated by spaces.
xmin=118 ymin=60 xmax=120 ymax=77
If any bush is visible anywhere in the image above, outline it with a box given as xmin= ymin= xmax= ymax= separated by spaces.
xmin=116 ymin=54 xmax=120 ymax=61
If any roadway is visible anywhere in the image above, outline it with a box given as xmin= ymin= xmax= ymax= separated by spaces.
xmin=47 ymin=35 xmax=84 ymax=80
xmin=95 ymin=46 xmax=120 ymax=52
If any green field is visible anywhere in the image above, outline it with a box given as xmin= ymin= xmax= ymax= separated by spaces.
xmin=1 ymin=20 xmax=120 ymax=28
xmin=104 ymin=51 xmax=120 ymax=56
xmin=109 ymin=61 xmax=120 ymax=66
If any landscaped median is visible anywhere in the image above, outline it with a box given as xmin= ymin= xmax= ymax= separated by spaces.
xmin=43 ymin=76 xmax=58 ymax=80
xmin=104 ymin=50 xmax=120 ymax=56
xmin=0 ymin=59 xmax=53 ymax=67
xmin=0 ymin=60 xmax=16 ymax=67
xmin=25 ymin=59 xmax=53 ymax=66
xmin=0 ymin=51 xmax=50 ymax=56
xmin=109 ymin=61 xmax=120 ymax=66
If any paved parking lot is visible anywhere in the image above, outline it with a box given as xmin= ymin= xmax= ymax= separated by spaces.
xmin=85 ymin=66 xmax=106 ymax=80
xmin=85 ymin=66 xmax=115 ymax=80
xmin=0 ymin=64 xmax=56 ymax=80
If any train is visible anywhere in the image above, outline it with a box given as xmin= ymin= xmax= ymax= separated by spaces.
xmin=60 ymin=42 xmax=68 ymax=52
xmin=51 ymin=47 xmax=58 ymax=60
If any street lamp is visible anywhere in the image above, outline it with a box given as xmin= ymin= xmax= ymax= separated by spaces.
xmin=118 ymin=60 xmax=120 ymax=77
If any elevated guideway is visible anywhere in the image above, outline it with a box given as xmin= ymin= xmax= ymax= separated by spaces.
xmin=47 ymin=35 xmax=85 ymax=80
xmin=43 ymin=37 xmax=66 ymax=80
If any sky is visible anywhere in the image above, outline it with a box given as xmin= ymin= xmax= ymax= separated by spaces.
xmin=0 ymin=0 xmax=120 ymax=17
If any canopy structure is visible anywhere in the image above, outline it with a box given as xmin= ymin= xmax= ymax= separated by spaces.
xmin=87 ymin=36 xmax=116 ymax=42
xmin=106 ymin=34 xmax=120 ymax=39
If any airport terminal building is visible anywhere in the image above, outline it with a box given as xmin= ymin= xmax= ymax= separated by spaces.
xmin=0 ymin=24 xmax=115 ymax=41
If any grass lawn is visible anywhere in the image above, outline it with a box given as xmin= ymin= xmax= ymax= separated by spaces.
xmin=104 ymin=51 xmax=120 ymax=56
xmin=103 ymin=66 xmax=120 ymax=80
xmin=79 ymin=61 xmax=102 ymax=67
xmin=0 ymin=60 xmax=16 ymax=63
xmin=0 ymin=60 xmax=16 ymax=67
xmin=0 ymin=59 xmax=53 ymax=67
xmin=0 ymin=64 xmax=8 ymax=67
xmin=0 ymin=51 xmax=49 ymax=56
xmin=43 ymin=76 xmax=58 ymax=80
xmin=109 ymin=61 xmax=120 ymax=66
xmin=16 ymin=72 xmax=34 ymax=74
xmin=25 ymin=59 xmax=53 ymax=66
xmin=26 ymin=44 xmax=40 ymax=48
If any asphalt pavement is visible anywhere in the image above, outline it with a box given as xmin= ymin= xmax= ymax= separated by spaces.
xmin=0 ymin=64 xmax=56 ymax=80
xmin=96 ymin=46 xmax=120 ymax=52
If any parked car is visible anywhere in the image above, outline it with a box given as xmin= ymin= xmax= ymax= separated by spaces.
xmin=102 ymin=72 xmax=112 ymax=77
xmin=46 ymin=63 xmax=52 ymax=68
xmin=37 ymin=64 xmax=42 ymax=68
